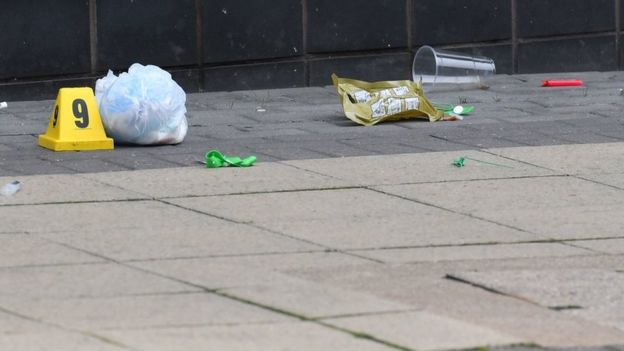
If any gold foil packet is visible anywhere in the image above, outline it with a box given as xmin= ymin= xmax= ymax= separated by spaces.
xmin=331 ymin=74 xmax=443 ymax=126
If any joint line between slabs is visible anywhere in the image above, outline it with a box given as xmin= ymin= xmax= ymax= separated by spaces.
xmin=315 ymin=320 xmax=416 ymax=351
xmin=367 ymin=187 xmax=539 ymax=237
xmin=0 ymin=305 xmax=136 ymax=350
xmin=35 ymin=221 xmax=407 ymax=348
xmin=157 ymin=198 xmax=327 ymax=248
xmin=558 ymin=241 xmax=610 ymax=255
xmin=59 ymin=241 xmax=408 ymax=351
xmin=574 ymin=174 xmax=624 ymax=192
xmin=119 ymin=248 xmax=330 ymax=264
xmin=2 ymin=220 xmax=417 ymax=350
xmin=478 ymin=149 xmax=566 ymax=173
xmin=156 ymin=198 xmax=381 ymax=264
xmin=481 ymin=150 xmax=624 ymax=192
xmin=156 ymin=185 xmax=365 ymax=200
xmin=343 ymin=237 xmax=586 ymax=253
xmin=310 ymin=308 xmax=422 ymax=322
xmin=0 ymin=197 xmax=152 ymax=208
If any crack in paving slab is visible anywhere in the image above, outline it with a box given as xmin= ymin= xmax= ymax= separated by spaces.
xmin=445 ymin=274 xmax=540 ymax=306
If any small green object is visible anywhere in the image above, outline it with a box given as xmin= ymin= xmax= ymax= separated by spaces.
xmin=452 ymin=156 xmax=513 ymax=169
xmin=433 ymin=102 xmax=455 ymax=112
xmin=453 ymin=105 xmax=474 ymax=115
xmin=453 ymin=156 xmax=466 ymax=168
xmin=205 ymin=150 xmax=257 ymax=168
xmin=433 ymin=102 xmax=475 ymax=115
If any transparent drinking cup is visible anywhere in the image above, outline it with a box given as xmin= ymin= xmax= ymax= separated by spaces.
xmin=412 ymin=45 xmax=496 ymax=93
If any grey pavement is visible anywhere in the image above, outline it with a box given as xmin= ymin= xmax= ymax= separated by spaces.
xmin=2 ymin=71 xmax=624 ymax=176
xmin=0 ymin=72 xmax=624 ymax=350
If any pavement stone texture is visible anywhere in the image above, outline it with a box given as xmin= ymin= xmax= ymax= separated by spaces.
xmin=0 ymin=72 xmax=624 ymax=350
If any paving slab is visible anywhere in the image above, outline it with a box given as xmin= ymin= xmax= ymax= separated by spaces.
xmin=582 ymin=172 xmax=624 ymax=190
xmin=0 ymin=157 xmax=79 ymax=176
xmin=376 ymin=175 xmax=624 ymax=211
xmin=132 ymin=252 xmax=408 ymax=319
xmin=165 ymin=188 xmax=539 ymax=249
xmin=82 ymin=163 xmax=350 ymax=198
xmin=41 ymin=222 xmax=321 ymax=262
xmin=465 ymin=205 xmax=624 ymax=241
xmin=0 ymin=262 xmax=195 ymax=300
xmin=233 ymin=212 xmax=538 ymax=250
xmin=0 ymin=174 xmax=146 ymax=206
xmin=1 ymin=200 xmax=228 ymax=235
xmin=169 ymin=188 xmax=420 ymax=222
xmin=291 ymin=258 xmax=624 ymax=347
xmin=132 ymin=252 xmax=372 ymax=290
xmin=568 ymin=239 xmax=624 ymax=254
xmin=354 ymin=242 xmax=595 ymax=264
xmin=337 ymin=137 xmax=429 ymax=155
xmin=324 ymin=311 xmax=523 ymax=351
xmin=451 ymin=269 xmax=624 ymax=333
xmin=284 ymin=150 xmax=556 ymax=186
xmin=221 ymin=277 xmax=411 ymax=319
xmin=487 ymin=143 xmax=624 ymax=175
xmin=0 ymin=310 xmax=51 ymax=334
xmin=101 ymin=321 xmax=391 ymax=351
xmin=491 ymin=346 xmax=624 ymax=351
xmin=376 ymin=176 xmax=624 ymax=240
xmin=0 ymin=235 xmax=104 ymax=268
xmin=0 ymin=331 xmax=125 ymax=351
xmin=50 ymin=158 xmax=132 ymax=173
xmin=4 ymin=292 xmax=292 ymax=331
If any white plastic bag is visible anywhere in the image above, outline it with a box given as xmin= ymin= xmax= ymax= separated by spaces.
xmin=95 ymin=63 xmax=188 ymax=145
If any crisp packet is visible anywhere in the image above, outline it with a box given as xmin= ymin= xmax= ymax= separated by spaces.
xmin=331 ymin=74 xmax=443 ymax=126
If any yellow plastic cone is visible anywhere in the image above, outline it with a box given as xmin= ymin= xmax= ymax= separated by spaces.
xmin=38 ymin=87 xmax=114 ymax=151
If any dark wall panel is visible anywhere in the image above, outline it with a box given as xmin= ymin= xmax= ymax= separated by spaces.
xmin=170 ymin=69 xmax=201 ymax=93
xmin=97 ymin=0 xmax=197 ymax=70
xmin=518 ymin=36 xmax=617 ymax=73
xmin=1 ymin=0 xmax=624 ymax=101
xmin=621 ymin=0 xmax=624 ymax=30
xmin=307 ymin=0 xmax=407 ymax=53
xmin=412 ymin=0 xmax=511 ymax=45
xmin=309 ymin=54 xmax=411 ymax=86
xmin=0 ymin=1 xmax=90 ymax=79
xmin=203 ymin=0 xmax=302 ymax=63
xmin=0 ymin=78 xmax=95 ymax=102
xmin=518 ymin=0 xmax=615 ymax=38
xmin=203 ymin=62 xmax=305 ymax=91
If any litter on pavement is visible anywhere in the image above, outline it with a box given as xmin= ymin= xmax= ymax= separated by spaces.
xmin=331 ymin=74 xmax=444 ymax=126
xmin=453 ymin=156 xmax=513 ymax=169
xmin=0 ymin=102 xmax=7 ymax=110
xmin=203 ymin=150 xmax=256 ymax=168
xmin=95 ymin=63 xmax=188 ymax=145
xmin=432 ymin=102 xmax=475 ymax=121
xmin=1 ymin=180 xmax=21 ymax=196
xmin=542 ymin=79 xmax=584 ymax=87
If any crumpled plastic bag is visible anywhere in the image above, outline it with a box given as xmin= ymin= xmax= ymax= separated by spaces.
xmin=95 ymin=63 xmax=188 ymax=145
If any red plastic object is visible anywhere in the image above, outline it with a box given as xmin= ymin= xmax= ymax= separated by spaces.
xmin=542 ymin=79 xmax=584 ymax=87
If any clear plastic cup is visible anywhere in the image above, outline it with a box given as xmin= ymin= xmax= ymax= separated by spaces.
xmin=412 ymin=45 xmax=496 ymax=93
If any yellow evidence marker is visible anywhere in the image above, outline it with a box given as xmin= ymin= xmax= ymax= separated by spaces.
xmin=38 ymin=87 xmax=114 ymax=151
